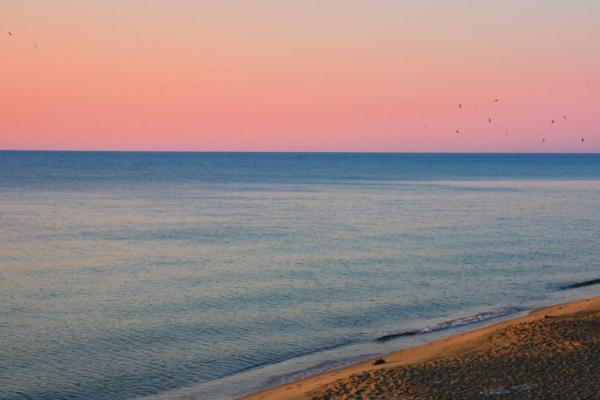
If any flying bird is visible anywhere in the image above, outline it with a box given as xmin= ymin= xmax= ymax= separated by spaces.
xmin=458 ymin=103 xmax=462 ymax=110
xmin=551 ymin=120 xmax=555 ymax=124
xmin=494 ymin=99 xmax=499 ymax=103
xmin=455 ymin=129 xmax=460 ymax=134
xmin=542 ymin=138 xmax=546 ymax=143
xmin=488 ymin=117 xmax=492 ymax=123
xmin=581 ymin=138 xmax=585 ymax=143
xmin=562 ymin=115 xmax=567 ymax=120
xmin=8 ymin=32 xmax=12 ymax=37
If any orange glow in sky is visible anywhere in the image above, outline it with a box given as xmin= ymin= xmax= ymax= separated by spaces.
xmin=1 ymin=1 xmax=599 ymax=151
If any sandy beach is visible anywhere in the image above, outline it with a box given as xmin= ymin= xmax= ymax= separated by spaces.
xmin=242 ymin=296 xmax=600 ymax=400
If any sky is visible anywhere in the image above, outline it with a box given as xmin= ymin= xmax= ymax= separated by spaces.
xmin=1 ymin=0 xmax=599 ymax=152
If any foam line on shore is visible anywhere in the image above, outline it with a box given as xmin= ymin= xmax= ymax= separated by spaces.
xmin=560 ymin=278 xmax=600 ymax=290
xmin=375 ymin=306 xmax=522 ymax=342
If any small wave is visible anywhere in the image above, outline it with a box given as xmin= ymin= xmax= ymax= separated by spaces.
xmin=375 ymin=306 xmax=523 ymax=342
xmin=560 ymin=278 xmax=600 ymax=290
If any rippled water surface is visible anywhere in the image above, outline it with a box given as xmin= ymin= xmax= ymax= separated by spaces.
xmin=1 ymin=152 xmax=599 ymax=400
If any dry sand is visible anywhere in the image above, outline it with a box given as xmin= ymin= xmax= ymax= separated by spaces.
xmin=241 ymin=296 xmax=600 ymax=400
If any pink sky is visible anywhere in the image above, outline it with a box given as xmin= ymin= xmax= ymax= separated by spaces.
xmin=1 ymin=1 xmax=599 ymax=152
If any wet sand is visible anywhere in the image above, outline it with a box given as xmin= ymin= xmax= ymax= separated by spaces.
xmin=241 ymin=296 xmax=600 ymax=400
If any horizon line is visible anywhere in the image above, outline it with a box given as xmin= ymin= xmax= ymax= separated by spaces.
xmin=0 ymin=149 xmax=599 ymax=155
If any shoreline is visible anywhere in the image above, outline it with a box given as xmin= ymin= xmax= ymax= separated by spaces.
xmin=240 ymin=296 xmax=600 ymax=400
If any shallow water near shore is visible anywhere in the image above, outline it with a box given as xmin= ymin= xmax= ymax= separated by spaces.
xmin=1 ymin=152 xmax=600 ymax=400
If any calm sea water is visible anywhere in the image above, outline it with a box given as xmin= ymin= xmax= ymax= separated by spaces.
xmin=1 ymin=152 xmax=599 ymax=400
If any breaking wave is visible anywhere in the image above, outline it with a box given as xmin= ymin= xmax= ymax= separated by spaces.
xmin=375 ymin=306 xmax=523 ymax=342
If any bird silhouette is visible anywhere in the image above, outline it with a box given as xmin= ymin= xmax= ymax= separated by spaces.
xmin=458 ymin=103 xmax=462 ymax=110
xmin=8 ymin=32 xmax=12 ymax=37
xmin=542 ymin=138 xmax=546 ymax=143
xmin=488 ymin=117 xmax=492 ymax=123
xmin=581 ymin=138 xmax=585 ymax=143
xmin=455 ymin=129 xmax=460 ymax=134
xmin=551 ymin=120 xmax=555 ymax=124
xmin=562 ymin=115 xmax=567 ymax=120
xmin=494 ymin=99 xmax=499 ymax=103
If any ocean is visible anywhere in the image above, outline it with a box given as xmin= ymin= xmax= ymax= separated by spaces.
xmin=1 ymin=152 xmax=599 ymax=400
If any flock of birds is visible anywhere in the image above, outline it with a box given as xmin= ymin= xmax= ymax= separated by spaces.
xmin=453 ymin=98 xmax=586 ymax=145
xmin=5 ymin=31 xmax=592 ymax=145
